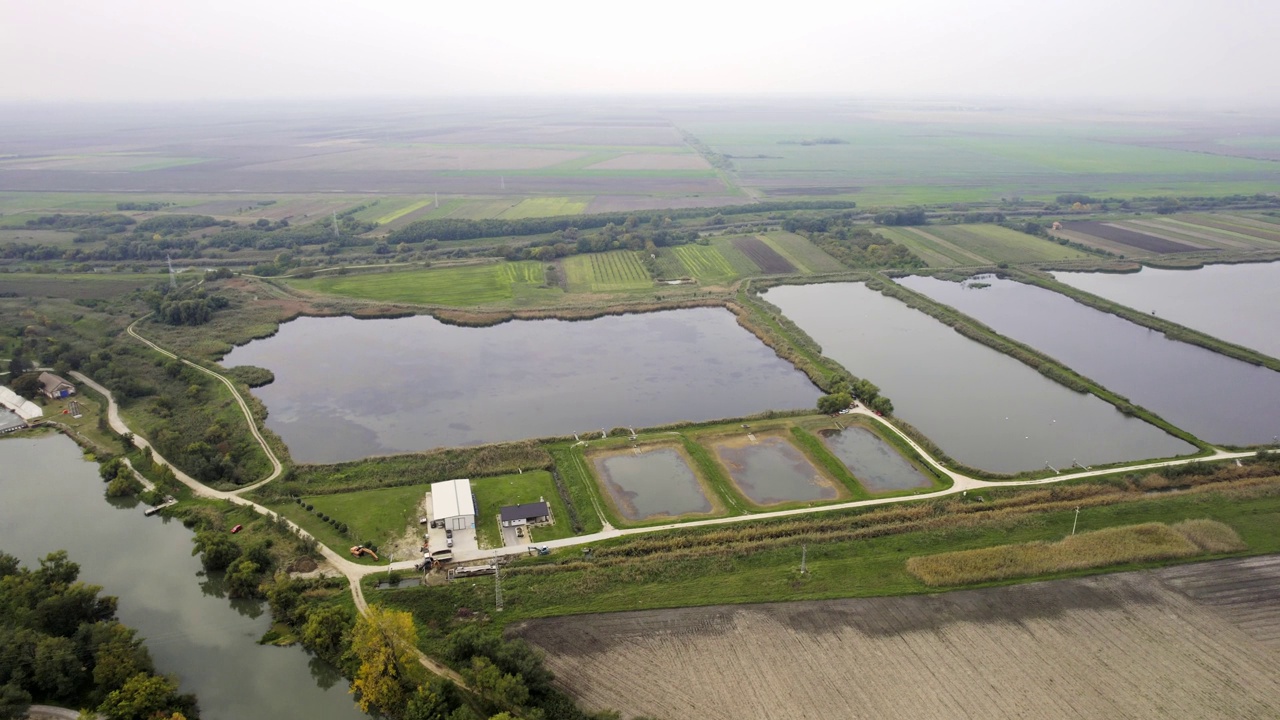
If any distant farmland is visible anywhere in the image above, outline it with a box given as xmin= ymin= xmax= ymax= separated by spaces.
xmin=875 ymin=224 xmax=1091 ymax=267
xmin=286 ymin=261 xmax=555 ymax=306
xmin=1053 ymin=213 xmax=1280 ymax=257
xmin=561 ymin=250 xmax=652 ymax=292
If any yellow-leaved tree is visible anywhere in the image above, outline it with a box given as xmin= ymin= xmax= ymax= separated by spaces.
xmin=350 ymin=606 xmax=423 ymax=716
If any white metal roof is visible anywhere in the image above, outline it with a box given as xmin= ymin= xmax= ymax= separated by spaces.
xmin=430 ymin=478 xmax=474 ymax=519
xmin=0 ymin=387 xmax=42 ymax=421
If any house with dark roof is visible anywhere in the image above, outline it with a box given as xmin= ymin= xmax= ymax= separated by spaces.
xmin=38 ymin=372 xmax=75 ymax=399
xmin=499 ymin=500 xmax=550 ymax=528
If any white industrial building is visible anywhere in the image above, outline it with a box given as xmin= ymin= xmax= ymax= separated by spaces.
xmin=0 ymin=386 xmax=42 ymax=429
xmin=430 ymin=478 xmax=476 ymax=531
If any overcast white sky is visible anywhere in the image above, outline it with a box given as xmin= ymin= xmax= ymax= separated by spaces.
xmin=3 ymin=0 xmax=1278 ymax=105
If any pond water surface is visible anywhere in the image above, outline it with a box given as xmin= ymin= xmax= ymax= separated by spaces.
xmin=224 ymin=308 xmax=821 ymax=464
xmin=712 ymin=435 xmax=837 ymax=505
xmin=0 ymin=434 xmax=368 ymax=720
xmin=1054 ymin=262 xmax=1280 ymax=360
xmin=764 ymin=282 xmax=1196 ymax=473
xmin=592 ymin=446 xmax=711 ymax=520
xmin=819 ymin=426 xmax=933 ymax=493
xmin=900 ymin=275 xmax=1280 ymax=446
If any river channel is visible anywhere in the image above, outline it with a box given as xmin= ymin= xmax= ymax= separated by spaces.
xmin=1054 ymin=262 xmax=1280 ymax=360
xmin=0 ymin=434 xmax=369 ymax=720
xmin=223 ymin=308 xmax=822 ymax=464
xmin=900 ymin=275 xmax=1280 ymax=447
xmin=764 ymin=282 xmax=1195 ymax=473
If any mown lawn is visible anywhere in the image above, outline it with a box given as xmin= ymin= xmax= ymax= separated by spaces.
xmin=471 ymin=470 xmax=576 ymax=549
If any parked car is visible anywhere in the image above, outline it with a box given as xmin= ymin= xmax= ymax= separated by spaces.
xmin=447 ymin=537 xmax=453 ymax=548
xmin=445 ymin=528 xmax=453 ymax=539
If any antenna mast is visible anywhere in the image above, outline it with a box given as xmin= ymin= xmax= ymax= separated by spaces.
xmin=166 ymin=254 xmax=177 ymax=288
xmin=332 ymin=210 xmax=340 ymax=237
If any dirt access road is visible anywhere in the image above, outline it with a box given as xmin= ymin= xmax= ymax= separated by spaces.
xmin=512 ymin=555 xmax=1280 ymax=720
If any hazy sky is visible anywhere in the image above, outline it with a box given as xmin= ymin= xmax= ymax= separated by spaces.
xmin=4 ymin=0 xmax=1278 ymax=104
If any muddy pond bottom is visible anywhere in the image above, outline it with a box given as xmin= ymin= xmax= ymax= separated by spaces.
xmin=713 ymin=435 xmax=837 ymax=505
xmin=820 ymin=426 xmax=933 ymax=493
xmin=593 ymin=446 xmax=711 ymax=521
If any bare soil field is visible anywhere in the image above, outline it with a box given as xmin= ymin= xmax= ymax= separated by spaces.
xmin=731 ymin=236 xmax=795 ymax=273
xmin=513 ymin=556 xmax=1280 ymax=720
xmin=585 ymin=153 xmax=710 ymax=170
xmin=1063 ymin=221 xmax=1200 ymax=254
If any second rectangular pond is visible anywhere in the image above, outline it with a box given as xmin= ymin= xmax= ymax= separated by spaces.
xmin=712 ymin=435 xmax=839 ymax=505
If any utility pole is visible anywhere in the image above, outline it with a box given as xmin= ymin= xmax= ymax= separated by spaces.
xmin=1072 ymin=507 xmax=1080 ymax=536
xmin=332 ymin=210 xmax=340 ymax=237
xmin=494 ymin=551 xmax=503 ymax=612
xmin=800 ymin=544 xmax=807 ymax=575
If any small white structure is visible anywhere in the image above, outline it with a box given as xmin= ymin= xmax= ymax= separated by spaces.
xmin=0 ymin=386 xmax=42 ymax=426
xmin=430 ymin=478 xmax=475 ymax=531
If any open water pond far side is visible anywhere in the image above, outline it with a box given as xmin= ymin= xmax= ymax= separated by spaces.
xmin=0 ymin=434 xmax=369 ymax=720
xmin=592 ymin=446 xmax=712 ymax=521
xmin=819 ymin=426 xmax=933 ymax=493
xmin=712 ymin=435 xmax=837 ymax=505
xmin=899 ymin=275 xmax=1280 ymax=446
xmin=223 ymin=308 xmax=821 ymax=464
xmin=1054 ymin=262 xmax=1280 ymax=360
xmin=764 ymin=282 xmax=1196 ymax=473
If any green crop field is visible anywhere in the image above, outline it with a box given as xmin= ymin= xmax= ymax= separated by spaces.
xmin=870 ymin=227 xmax=977 ymax=267
xmin=368 ymin=198 xmax=435 ymax=225
xmin=498 ymin=197 xmax=590 ymax=219
xmin=306 ymin=484 xmax=428 ymax=550
xmin=711 ymin=236 xmax=764 ymax=277
xmin=757 ymin=231 xmax=845 ymax=273
xmin=288 ymin=261 xmax=558 ymax=306
xmin=666 ymin=243 xmax=740 ymax=285
xmin=471 ymin=471 xmax=577 ymax=549
xmin=561 ymin=250 xmax=652 ymax=292
xmin=920 ymin=225 xmax=1092 ymax=264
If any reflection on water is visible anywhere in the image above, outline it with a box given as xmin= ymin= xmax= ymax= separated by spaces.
xmin=819 ymin=426 xmax=932 ymax=493
xmin=765 ymin=282 xmax=1196 ymax=473
xmin=0 ymin=435 xmax=370 ymax=720
xmin=223 ymin=308 xmax=822 ymax=464
xmin=593 ymin=446 xmax=711 ymax=520
xmin=713 ymin=435 xmax=836 ymax=505
xmin=901 ymin=274 xmax=1280 ymax=446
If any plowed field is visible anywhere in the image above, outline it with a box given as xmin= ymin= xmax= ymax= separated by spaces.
xmin=731 ymin=236 xmax=795 ymax=273
xmin=513 ymin=556 xmax=1280 ymax=719
xmin=1063 ymin=221 xmax=1199 ymax=254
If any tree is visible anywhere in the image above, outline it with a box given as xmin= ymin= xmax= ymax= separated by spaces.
xmin=32 ymin=635 xmax=84 ymax=699
xmin=10 ymin=373 xmax=39 ymax=398
xmin=817 ymin=393 xmax=852 ymax=415
xmin=223 ymin=558 xmax=261 ymax=599
xmin=869 ymin=395 xmax=894 ymax=416
xmin=191 ymin=531 xmax=241 ymax=572
xmin=0 ymin=682 xmax=31 ymax=720
xmin=96 ymin=672 xmax=194 ymax=720
xmin=300 ymin=605 xmax=351 ymax=660
xmin=403 ymin=679 xmax=461 ymax=720
xmin=466 ymin=657 xmax=528 ymax=713
xmin=349 ymin=607 xmax=421 ymax=716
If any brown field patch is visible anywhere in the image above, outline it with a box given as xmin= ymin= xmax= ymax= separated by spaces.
xmin=513 ymin=557 xmax=1280 ymax=720
xmin=585 ymin=153 xmax=710 ymax=170
xmin=731 ymin=236 xmax=795 ymax=273
xmin=1064 ymin=221 xmax=1200 ymax=254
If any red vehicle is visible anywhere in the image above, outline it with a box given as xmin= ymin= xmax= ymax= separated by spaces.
xmin=230 ymin=524 xmax=243 ymax=534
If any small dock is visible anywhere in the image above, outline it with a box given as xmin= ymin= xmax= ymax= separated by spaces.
xmin=144 ymin=497 xmax=178 ymax=516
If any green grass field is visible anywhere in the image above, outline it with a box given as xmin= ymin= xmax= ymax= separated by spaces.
xmin=923 ymin=224 xmax=1093 ymax=263
xmin=757 ymin=231 xmax=846 ymax=273
xmin=307 ymin=484 xmax=428 ymax=549
xmin=288 ymin=261 xmax=558 ymax=306
xmin=561 ymin=250 xmax=652 ymax=292
xmin=471 ymin=471 xmax=576 ymax=549
xmin=498 ymin=197 xmax=590 ymax=219
xmin=665 ymin=243 xmax=740 ymax=284
xmin=871 ymin=227 xmax=969 ymax=267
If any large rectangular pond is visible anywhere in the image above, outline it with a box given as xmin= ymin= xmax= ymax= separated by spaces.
xmin=712 ymin=434 xmax=838 ymax=505
xmin=223 ymin=308 xmax=821 ymax=464
xmin=1054 ymin=262 xmax=1280 ymax=360
xmin=819 ymin=426 xmax=933 ymax=493
xmin=592 ymin=446 xmax=712 ymax=521
xmin=764 ymin=282 xmax=1196 ymax=474
xmin=899 ymin=274 xmax=1280 ymax=447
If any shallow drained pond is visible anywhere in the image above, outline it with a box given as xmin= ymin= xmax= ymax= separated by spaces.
xmin=223 ymin=307 xmax=821 ymax=464
xmin=712 ymin=435 xmax=838 ymax=505
xmin=592 ymin=446 xmax=711 ymax=520
xmin=819 ymin=426 xmax=933 ymax=493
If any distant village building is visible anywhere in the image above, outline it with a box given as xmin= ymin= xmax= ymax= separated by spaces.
xmin=1051 ymin=221 xmax=1063 ymax=231
xmin=38 ymin=372 xmax=75 ymax=399
xmin=430 ymin=479 xmax=476 ymax=531
xmin=500 ymin=500 xmax=551 ymax=528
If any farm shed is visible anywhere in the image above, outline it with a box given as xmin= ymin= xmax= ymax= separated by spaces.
xmin=500 ymin=501 xmax=551 ymax=528
xmin=0 ymin=386 xmax=42 ymax=426
xmin=38 ymin=372 xmax=75 ymax=399
xmin=431 ymin=478 xmax=476 ymax=531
